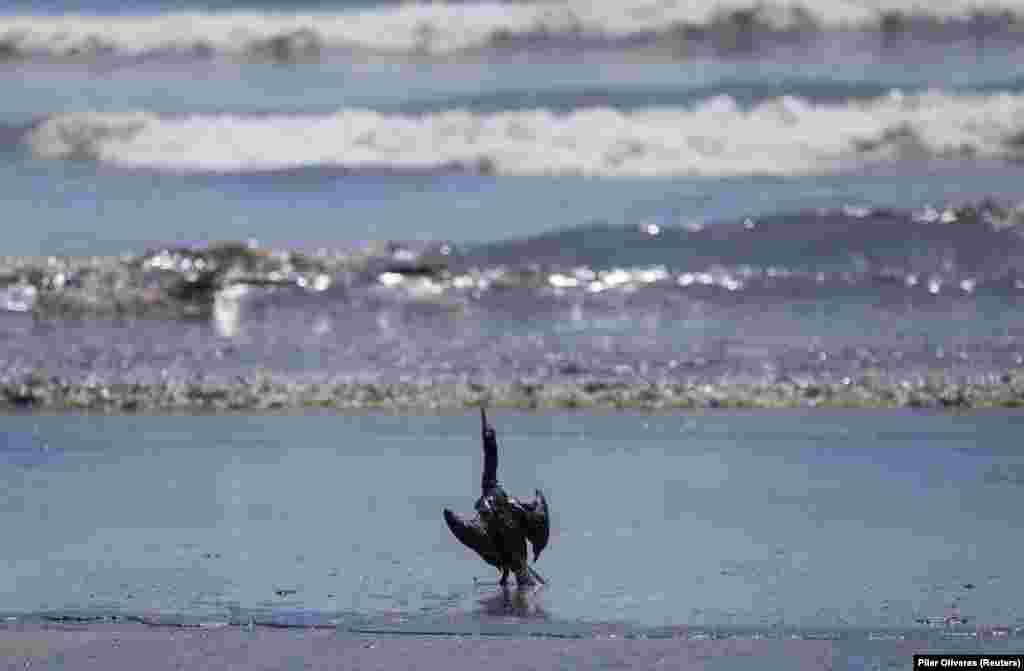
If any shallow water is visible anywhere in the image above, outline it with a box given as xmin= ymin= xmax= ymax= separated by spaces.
xmin=2 ymin=410 xmax=1023 ymax=640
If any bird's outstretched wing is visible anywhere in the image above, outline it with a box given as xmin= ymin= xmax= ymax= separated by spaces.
xmin=520 ymin=489 xmax=550 ymax=562
xmin=444 ymin=509 xmax=501 ymax=568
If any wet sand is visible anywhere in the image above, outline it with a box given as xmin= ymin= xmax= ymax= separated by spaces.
xmin=0 ymin=623 xmax=837 ymax=670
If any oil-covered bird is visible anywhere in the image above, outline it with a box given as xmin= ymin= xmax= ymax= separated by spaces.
xmin=443 ymin=408 xmax=550 ymax=587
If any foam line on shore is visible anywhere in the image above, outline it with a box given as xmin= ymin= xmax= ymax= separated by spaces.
xmin=4 ymin=374 xmax=1024 ymax=411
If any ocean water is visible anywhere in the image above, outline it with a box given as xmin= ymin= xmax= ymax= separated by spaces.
xmin=4 ymin=1 xmax=1024 ymax=390
xmin=2 ymin=0 xmax=1024 ymax=664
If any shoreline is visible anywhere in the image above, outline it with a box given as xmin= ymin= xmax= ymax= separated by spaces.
xmin=0 ymin=621 xmax=869 ymax=671
xmin=5 ymin=620 xmax=1018 ymax=670
xmin=4 ymin=374 xmax=1024 ymax=412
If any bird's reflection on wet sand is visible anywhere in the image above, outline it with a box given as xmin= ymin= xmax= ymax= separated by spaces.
xmin=476 ymin=585 xmax=549 ymax=620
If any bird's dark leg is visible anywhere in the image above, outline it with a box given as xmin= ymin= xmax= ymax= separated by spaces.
xmin=499 ymin=568 xmax=509 ymax=586
xmin=514 ymin=566 xmax=536 ymax=588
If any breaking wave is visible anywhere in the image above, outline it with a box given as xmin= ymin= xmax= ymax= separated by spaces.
xmin=4 ymin=200 xmax=1024 ymax=321
xmin=2 ymin=0 xmax=1024 ymax=58
xmin=3 ymin=200 xmax=1024 ymax=405
xmin=23 ymin=90 xmax=1024 ymax=176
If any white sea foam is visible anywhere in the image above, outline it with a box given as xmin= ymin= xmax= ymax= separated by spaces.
xmin=2 ymin=0 xmax=1024 ymax=57
xmin=24 ymin=91 xmax=1024 ymax=177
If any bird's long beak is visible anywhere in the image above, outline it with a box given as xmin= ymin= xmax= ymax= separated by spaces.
xmin=480 ymin=406 xmax=489 ymax=431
